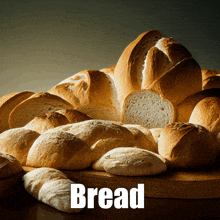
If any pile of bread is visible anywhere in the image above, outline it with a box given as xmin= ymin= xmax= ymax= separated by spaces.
xmin=1 ymin=30 xmax=220 ymax=213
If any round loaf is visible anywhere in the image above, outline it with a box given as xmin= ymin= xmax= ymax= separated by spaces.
xmin=0 ymin=128 xmax=40 ymax=165
xmin=9 ymin=92 xmax=74 ymax=128
xmin=26 ymin=130 xmax=93 ymax=170
xmin=92 ymin=147 xmax=167 ymax=176
xmin=0 ymin=151 xmax=22 ymax=179
xmin=189 ymin=97 xmax=220 ymax=136
xmin=0 ymin=91 xmax=34 ymax=133
xmin=158 ymin=122 xmax=217 ymax=169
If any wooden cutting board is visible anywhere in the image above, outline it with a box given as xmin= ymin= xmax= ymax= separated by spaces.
xmin=22 ymin=163 xmax=220 ymax=199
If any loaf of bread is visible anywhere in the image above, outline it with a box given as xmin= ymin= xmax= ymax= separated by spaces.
xmin=149 ymin=128 xmax=163 ymax=144
xmin=201 ymin=69 xmax=220 ymax=90
xmin=158 ymin=122 xmax=218 ymax=169
xmin=189 ymin=97 xmax=220 ymax=136
xmin=0 ymin=128 xmax=40 ymax=165
xmin=176 ymin=88 xmax=220 ymax=122
xmin=100 ymin=65 xmax=116 ymax=75
xmin=25 ymin=111 xmax=69 ymax=134
xmin=9 ymin=92 xmax=74 ymax=128
xmin=92 ymin=147 xmax=167 ymax=176
xmin=0 ymin=151 xmax=22 ymax=179
xmin=49 ymin=69 xmax=120 ymax=121
xmin=0 ymin=91 xmax=34 ymax=133
xmin=121 ymin=89 xmax=176 ymax=128
xmin=23 ymin=167 xmax=83 ymax=213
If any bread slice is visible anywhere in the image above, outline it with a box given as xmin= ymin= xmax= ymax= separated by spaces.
xmin=121 ymin=89 xmax=176 ymax=128
xmin=9 ymin=92 xmax=73 ymax=128
xmin=0 ymin=91 xmax=34 ymax=133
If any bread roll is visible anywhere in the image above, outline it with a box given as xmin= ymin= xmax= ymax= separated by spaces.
xmin=121 ymin=89 xmax=176 ymax=128
xmin=0 ymin=91 xmax=34 ymax=133
xmin=49 ymin=69 xmax=120 ymax=121
xmin=158 ymin=122 xmax=217 ymax=169
xmin=202 ymin=69 xmax=220 ymax=81
xmin=25 ymin=111 xmax=69 ymax=134
xmin=26 ymin=130 xmax=93 ymax=170
xmin=189 ymin=97 xmax=220 ymax=136
xmin=0 ymin=151 xmax=22 ymax=179
xmin=0 ymin=128 xmax=40 ymax=165
xmin=57 ymin=109 xmax=92 ymax=123
xmin=23 ymin=167 xmax=83 ymax=213
xmin=113 ymin=30 xmax=165 ymax=103
xmin=147 ymin=57 xmax=202 ymax=105
xmin=92 ymin=147 xmax=167 ymax=176
xmin=176 ymin=88 xmax=220 ymax=122
xmin=9 ymin=92 xmax=73 ymax=128
xmin=203 ymin=76 xmax=220 ymax=90
xmin=122 ymin=124 xmax=158 ymax=153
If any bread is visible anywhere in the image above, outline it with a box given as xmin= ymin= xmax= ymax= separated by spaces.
xmin=100 ymin=65 xmax=116 ymax=75
xmin=23 ymin=167 xmax=83 ymax=213
xmin=142 ymin=37 xmax=192 ymax=88
xmin=158 ymin=122 xmax=218 ymax=169
xmin=57 ymin=109 xmax=92 ymax=123
xmin=176 ymin=88 xmax=220 ymax=122
xmin=122 ymin=124 xmax=158 ymax=153
xmin=113 ymin=30 xmax=165 ymax=103
xmin=26 ymin=130 xmax=93 ymax=170
xmin=189 ymin=97 xmax=220 ymax=136
xmin=0 ymin=91 xmax=34 ymax=133
xmin=49 ymin=69 xmax=120 ymax=121
xmin=147 ymin=57 xmax=202 ymax=105
xmin=149 ymin=127 xmax=163 ymax=143
xmin=9 ymin=92 xmax=73 ymax=128
xmin=202 ymin=69 xmax=220 ymax=90
xmin=25 ymin=111 xmax=70 ymax=134
xmin=0 ymin=128 xmax=40 ymax=165
xmin=202 ymin=69 xmax=220 ymax=81
xmin=121 ymin=89 xmax=176 ymax=128
xmin=0 ymin=151 xmax=22 ymax=179
xmin=92 ymin=147 xmax=167 ymax=176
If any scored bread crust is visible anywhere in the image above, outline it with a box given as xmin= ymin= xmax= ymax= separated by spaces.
xmin=147 ymin=57 xmax=202 ymax=106
xmin=113 ymin=30 xmax=165 ymax=103
xmin=0 ymin=91 xmax=34 ymax=133
xmin=9 ymin=92 xmax=73 ymax=128
xmin=121 ymin=89 xmax=176 ymax=128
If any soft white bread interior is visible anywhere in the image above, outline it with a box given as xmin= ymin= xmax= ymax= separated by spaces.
xmin=121 ymin=89 xmax=176 ymax=128
xmin=0 ymin=91 xmax=34 ymax=133
xmin=92 ymin=147 xmax=167 ymax=176
xmin=0 ymin=128 xmax=40 ymax=165
xmin=0 ymin=151 xmax=23 ymax=179
xmin=23 ymin=167 xmax=83 ymax=213
xmin=9 ymin=92 xmax=73 ymax=129
xmin=158 ymin=122 xmax=218 ymax=169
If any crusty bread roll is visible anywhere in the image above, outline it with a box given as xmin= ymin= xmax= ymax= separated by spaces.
xmin=92 ymin=147 xmax=167 ymax=176
xmin=23 ymin=167 xmax=83 ymax=213
xmin=113 ymin=30 xmax=165 ymax=103
xmin=100 ymin=65 xmax=116 ymax=75
xmin=158 ymin=122 xmax=218 ymax=169
xmin=121 ymin=89 xmax=176 ymax=128
xmin=202 ymin=69 xmax=220 ymax=81
xmin=147 ymin=57 xmax=202 ymax=105
xmin=122 ymin=124 xmax=158 ymax=153
xmin=49 ymin=69 xmax=120 ymax=121
xmin=176 ymin=88 xmax=220 ymax=122
xmin=24 ymin=111 xmax=69 ymax=134
xmin=142 ymin=37 xmax=192 ymax=88
xmin=203 ymin=76 xmax=220 ymax=90
xmin=0 ymin=128 xmax=40 ymax=165
xmin=57 ymin=109 xmax=92 ymax=123
xmin=26 ymin=130 xmax=93 ymax=170
xmin=0 ymin=151 xmax=22 ymax=179
xmin=189 ymin=97 xmax=220 ymax=136
xmin=0 ymin=91 xmax=34 ymax=133
xmin=9 ymin=92 xmax=73 ymax=128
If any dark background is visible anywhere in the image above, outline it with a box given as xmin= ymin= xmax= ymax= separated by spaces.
xmin=0 ymin=0 xmax=220 ymax=97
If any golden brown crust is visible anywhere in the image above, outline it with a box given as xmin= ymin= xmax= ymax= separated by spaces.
xmin=9 ymin=92 xmax=73 ymax=128
xmin=100 ymin=65 xmax=116 ymax=75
